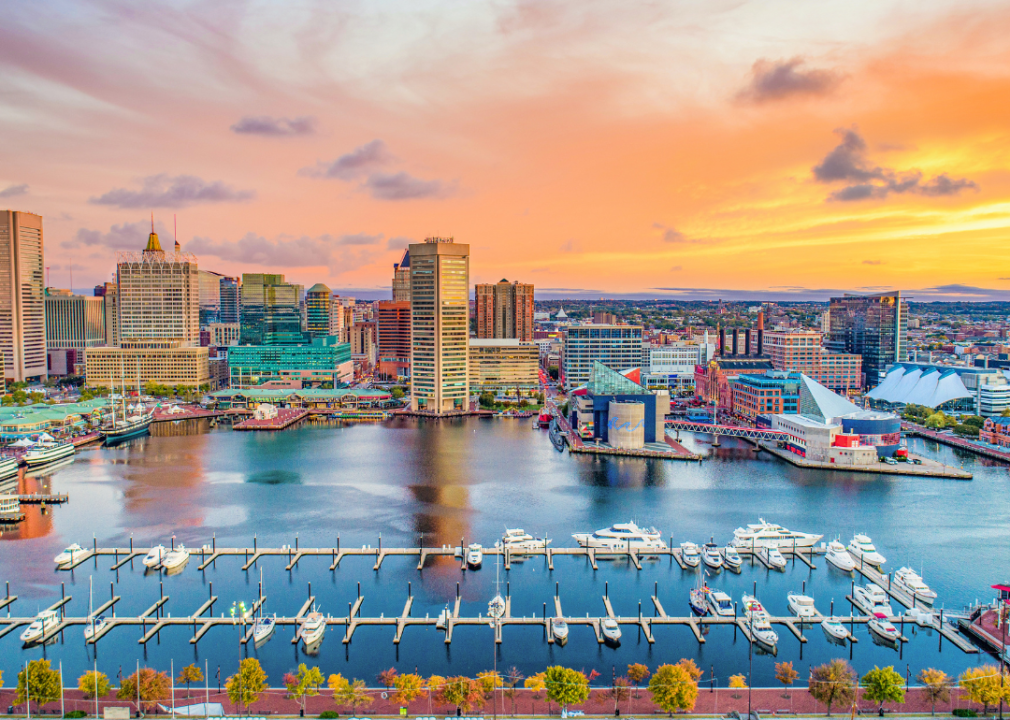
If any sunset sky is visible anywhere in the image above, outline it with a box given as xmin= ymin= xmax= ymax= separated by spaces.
xmin=2 ymin=0 xmax=1009 ymax=300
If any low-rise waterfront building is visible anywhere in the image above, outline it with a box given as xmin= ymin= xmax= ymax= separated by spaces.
xmin=468 ymin=339 xmax=539 ymax=394
xmin=209 ymin=387 xmax=391 ymax=410
xmin=228 ymin=337 xmax=352 ymax=389
xmin=84 ymin=343 xmax=210 ymax=388
xmin=730 ymin=371 xmax=801 ymax=420
xmin=0 ymin=399 xmax=108 ymax=439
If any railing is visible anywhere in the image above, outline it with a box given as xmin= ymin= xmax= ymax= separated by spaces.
xmin=665 ymin=419 xmax=788 ymax=441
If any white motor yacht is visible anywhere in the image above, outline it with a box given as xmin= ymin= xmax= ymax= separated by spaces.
xmin=894 ymin=567 xmax=937 ymax=604
xmin=161 ymin=545 xmax=190 ymax=572
xmin=741 ymin=594 xmax=778 ymax=651
xmin=466 ymin=543 xmax=483 ymax=569
xmin=680 ymin=541 xmax=701 ymax=567
xmin=552 ymin=617 xmax=569 ymax=645
xmin=701 ymin=542 xmax=724 ymax=569
xmin=142 ymin=545 xmax=168 ymax=569
xmin=495 ymin=529 xmax=550 ymax=554
xmin=723 ymin=546 xmax=743 ymax=570
xmin=300 ymin=611 xmax=326 ymax=653
xmin=20 ymin=609 xmax=59 ymax=644
xmin=760 ymin=546 xmax=787 ymax=570
xmin=436 ymin=605 xmax=449 ymax=631
xmin=24 ymin=439 xmax=75 ymax=467
xmin=853 ymin=585 xmax=894 ymax=617
xmin=83 ymin=615 xmax=109 ymax=641
xmin=252 ymin=615 xmax=276 ymax=647
xmin=0 ymin=455 xmax=19 ymax=480
xmin=730 ymin=519 xmax=822 ymax=549
xmin=708 ymin=590 xmax=735 ymax=617
xmin=572 ymin=522 xmax=667 ymax=551
xmin=868 ymin=614 xmax=900 ymax=646
xmin=821 ymin=618 xmax=852 ymax=644
xmin=787 ymin=592 xmax=817 ymax=619
xmin=601 ymin=617 xmax=622 ymax=644
xmin=53 ymin=543 xmax=84 ymax=566
xmin=825 ymin=540 xmax=856 ymax=572
xmin=847 ymin=534 xmax=886 ymax=567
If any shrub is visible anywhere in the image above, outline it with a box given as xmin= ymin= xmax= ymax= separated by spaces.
xmin=319 ymin=711 xmax=340 ymax=719
xmin=65 ymin=712 xmax=88 ymax=719
xmin=952 ymin=710 xmax=977 ymax=718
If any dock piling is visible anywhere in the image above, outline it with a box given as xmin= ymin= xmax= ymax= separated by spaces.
xmin=605 ymin=581 xmax=609 ymax=598
xmin=357 ymin=581 xmax=360 ymax=598
xmin=296 ymin=534 xmax=299 ymax=551
xmin=308 ymin=582 xmax=312 ymax=599
xmin=456 ymin=582 xmax=460 ymax=599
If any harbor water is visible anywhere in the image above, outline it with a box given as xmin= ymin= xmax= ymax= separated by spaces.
xmin=0 ymin=417 xmax=1006 ymax=686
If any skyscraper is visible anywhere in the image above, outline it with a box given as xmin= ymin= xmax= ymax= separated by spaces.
xmin=239 ymin=273 xmax=305 ymax=346
xmin=392 ymin=249 xmax=410 ymax=302
xmin=219 ymin=276 xmax=240 ymax=324
xmin=0 ymin=210 xmax=46 ymax=382
xmin=198 ymin=270 xmax=224 ymax=325
xmin=377 ymin=300 xmax=411 ymax=381
xmin=826 ymin=291 xmax=908 ymax=387
xmin=117 ymin=227 xmax=199 ymax=345
xmin=305 ymin=283 xmax=333 ymax=338
xmin=410 ymin=238 xmax=469 ymax=413
xmin=474 ymin=279 xmax=534 ymax=341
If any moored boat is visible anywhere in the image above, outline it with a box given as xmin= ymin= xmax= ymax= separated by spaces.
xmin=723 ymin=546 xmax=743 ymax=570
xmin=573 ymin=522 xmax=666 ymax=551
xmin=894 ymin=567 xmax=937 ymax=604
xmin=730 ymin=519 xmax=822 ymax=549
xmin=0 ymin=455 xmax=19 ymax=480
xmin=466 ymin=543 xmax=483 ymax=569
xmin=601 ymin=617 xmax=622 ymax=644
xmin=868 ymin=614 xmax=900 ymax=647
xmin=741 ymin=594 xmax=778 ymax=652
xmin=84 ymin=615 xmax=109 ymax=641
xmin=787 ymin=592 xmax=817 ymax=619
xmin=847 ymin=534 xmax=886 ymax=567
xmin=253 ymin=615 xmax=276 ymax=647
xmin=702 ymin=542 xmax=724 ymax=570
xmin=495 ymin=528 xmax=550 ymax=553
xmin=161 ymin=545 xmax=190 ymax=573
xmin=708 ymin=590 xmax=735 ymax=617
xmin=142 ymin=545 xmax=168 ymax=569
xmin=552 ymin=617 xmax=569 ymax=645
xmin=20 ymin=609 xmax=59 ymax=644
xmin=825 ymin=540 xmax=856 ymax=572
xmin=54 ymin=543 xmax=84 ymax=566
xmin=680 ymin=541 xmax=701 ymax=567
xmin=760 ymin=546 xmax=787 ymax=570
xmin=300 ymin=611 xmax=326 ymax=653
xmin=821 ymin=618 xmax=852 ymax=644
xmin=24 ymin=439 xmax=75 ymax=467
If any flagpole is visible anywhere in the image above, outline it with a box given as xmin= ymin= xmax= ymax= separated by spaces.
xmin=171 ymin=659 xmax=176 ymax=720
xmin=204 ymin=659 xmax=209 ymax=720
xmin=95 ymin=659 xmax=99 ymax=720
xmin=26 ymin=661 xmax=31 ymax=720
xmin=60 ymin=660 xmax=65 ymax=719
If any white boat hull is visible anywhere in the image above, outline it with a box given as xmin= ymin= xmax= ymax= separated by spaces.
xmin=24 ymin=444 xmax=75 ymax=466
xmin=826 ymin=551 xmax=856 ymax=572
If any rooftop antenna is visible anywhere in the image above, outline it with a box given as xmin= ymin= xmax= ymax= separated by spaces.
xmin=69 ymin=260 xmax=73 ymax=293
xmin=151 ymin=211 xmax=154 ymax=233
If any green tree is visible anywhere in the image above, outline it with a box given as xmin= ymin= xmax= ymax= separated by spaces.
xmin=116 ymin=668 xmax=170 ymax=713
xmin=861 ymin=666 xmax=905 ymax=710
xmin=477 ymin=670 xmax=503 ymax=703
xmin=809 ymin=660 xmax=857 ymax=716
xmin=776 ymin=661 xmax=798 ymax=698
xmin=16 ymin=660 xmax=62 ymax=709
xmin=394 ymin=672 xmax=425 ymax=704
xmin=78 ymin=670 xmax=110 ymax=700
xmin=959 ymin=665 xmax=1010 ymax=714
xmin=391 ymin=387 xmax=405 ymax=400
xmin=917 ymin=669 xmax=951 ymax=716
xmin=626 ymin=663 xmax=650 ymax=698
xmin=284 ymin=664 xmax=324 ymax=715
xmin=648 ymin=663 xmax=699 ymax=715
xmin=329 ymin=675 xmax=372 ymax=713
xmin=543 ymin=666 xmax=589 ymax=712
xmin=176 ymin=664 xmax=204 ymax=697
xmin=479 ymin=392 xmax=496 ymax=409
xmin=439 ymin=676 xmax=483 ymax=714
xmin=225 ymin=658 xmax=268 ymax=714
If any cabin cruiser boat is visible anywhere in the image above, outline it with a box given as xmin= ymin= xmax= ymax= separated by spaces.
xmin=300 ymin=611 xmax=326 ymax=652
xmin=730 ymin=519 xmax=822 ymax=549
xmin=760 ymin=546 xmax=787 ymax=570
xmin=161 ymin=545 xmax=190 ymax=572
xmin=701 ymin=542 xmax=724 ymax=569
xmin=722 ymin=546 xmax=743 ymax=570
xmin=853 ymin=584 xmax=894 ymax=617
xmin=53 ymin=543 xmax=84 ymax=566
xmin=24 ymin=438 xmax=75 ymax=467
xmin=868 ymin=614 xmax=900 ymax=646
xmin=787 ymin=593 xmax=817 ymax=619
xmin=252 ymin=615 xmax=276 ymax=647
xmin=821 ymin=618 xmax=852 ymax=644
xmin=689 ymin=584 xmax=711 ymax=616
xmin=142 ymin=545 xmax=168 ymax=569
xmin=601 ymin=617 xmax=622 ymax=644
xmin=84 ymin=615 xmax=109 ymax=641
xmin=20 ymin=610 xmax=59 ymax=644
xmin=495 ymin=529 xmax=550 ymax=553
xmin=708 ymin=590 xmax=735 ymax=617
xmin=573 ymin=522 xmax=666 ymax=551
xmin=466 ymin=543 xmax=483 ymax=569
xmin=551 ymin=617 xmax=569 ymax=645
xmin=825 ymin=540 xmax=856 ymax=572
xmin=680 ymin=541 xmax=701 ymax=567
xmin=741 ymin=594 xmax=778 ymax=651
xmin=847 ymin=535 xmax=886 ymax=567
xmin=894 ymin=567 xmax=937 ymax=604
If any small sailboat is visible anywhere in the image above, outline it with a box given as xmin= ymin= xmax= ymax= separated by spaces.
xmin=83 ymin=577 xmax=109 ymax=641
xmin=436 ymin=605 xmax=449 ymax=631
xmin=487 ymin=549 xmax=505 ymax=619
xmin=252 ymin=615 xmax=275 ymax=647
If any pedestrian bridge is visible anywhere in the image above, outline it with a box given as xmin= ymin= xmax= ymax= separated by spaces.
xmin=665 ymin=419 xmax=787 ymax=441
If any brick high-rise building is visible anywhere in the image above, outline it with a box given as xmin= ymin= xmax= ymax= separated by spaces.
xmin=475 ymin=279 xmax=534 ymax=341
xmin=763 ymin=330 xmax=862 ymax=393
xmin=0 ymin=210 xmax=46 ymax=382
xmin=377 ymin=300 xmax=411 ymax=381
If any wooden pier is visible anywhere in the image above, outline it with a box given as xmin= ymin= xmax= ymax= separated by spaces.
xmin=14 ymin=493 xmax=69 ymax=504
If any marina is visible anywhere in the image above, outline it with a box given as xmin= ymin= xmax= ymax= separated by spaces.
xmin=0 ymin=418 xmax=1005 ymax=685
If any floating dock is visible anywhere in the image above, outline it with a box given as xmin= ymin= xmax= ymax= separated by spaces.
xmin=759 ymin=443 xmax=972 ymax=480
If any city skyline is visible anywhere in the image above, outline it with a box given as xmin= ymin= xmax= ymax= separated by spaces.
xmin=1 ymin=1 xmax=1008 ymax=300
